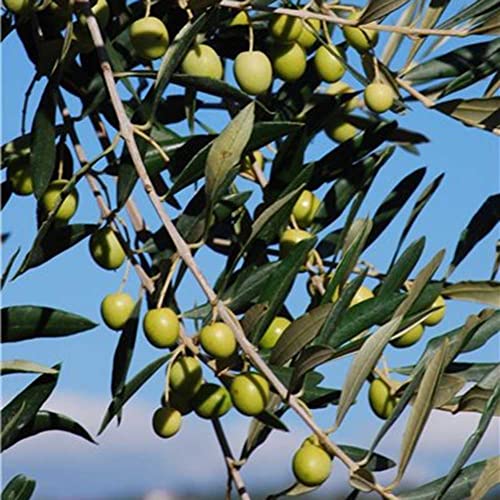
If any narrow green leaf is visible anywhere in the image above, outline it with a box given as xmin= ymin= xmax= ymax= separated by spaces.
xmin=438 ymin=0 xmax=499 ymax=29
xmin=366 ymin=168 xmax=426 ymax=248
xmin=111 ymin=298 xmax=142 ymax=400
xmin=146 ymin=11 xmax=212 ymax=118
xmin=205 ymin=102 xmax=255 ymax=206
xmin=1 ymin=247 xmax=20 ymax=289
xmin=1 ymin=360 xmax=59 ymax=376
xmin=1 ymin=474 xmax=36 ymax=500
xmin=434 ymin=98 xmax=500 ymax=132
xmin=335 ymin=317 xmax=403 ymax=428
xmin=254 ymin=410 xmax=289 ymax=432
xmin=4 ymin=410 xmax=96 ymax=450
xmin=360 ymin=0 xmax=410 ymax=23
xmin=381 ymin=238 xmax=426 ymax=296
xmin=15 ymin=224 xmax=98 ymax=277
xmin=30 ymin=83 xmax=56 ymax=199
xmin=1 ymin=366 xmax=59 ymax=450
xmin=98 ymin=354 xmax=170 ymax=434
xmin=399 ymin=457 xmax=499 ymax=499
xmin=391 ymin=173 xmax=443 ymax=265
xmin=270 ymin=303 xmax=333 ymax=367
xmin=447 ymin=194 xmax=500 ymax=277
xmin=1 ymin=306 xmax=97 ymax=342
xmin=249 ymin=237 xmax=317 ymax=345
xmin=341 ymin=445 xmax=396 ymax=472
xmin=463 ymin=310 xmax=500 ymax=352
xmin=443 ymin=280 xmax=500 ymax=306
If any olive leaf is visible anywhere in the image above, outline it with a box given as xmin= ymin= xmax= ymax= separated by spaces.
xmin=443 ymin=280 xmax=500 ymax=307
xmin=1 ymin=474 xmax=36 ymax=500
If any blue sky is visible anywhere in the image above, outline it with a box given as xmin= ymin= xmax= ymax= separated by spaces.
xmin=2 ymin=4 xmax=499 ymax=498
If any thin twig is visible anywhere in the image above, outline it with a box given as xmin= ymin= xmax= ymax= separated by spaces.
xmin=220 ymin=0 xmax=468 ymax=38
xmin=212 ymin=419 xmax=251 ymax=500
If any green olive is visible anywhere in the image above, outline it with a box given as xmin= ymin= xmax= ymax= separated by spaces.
xmin=368 ymin=378 xmax=397 ymax=420
xmin=168 ymin=390 xmax=193 ymax=415
xmin=292 ymin=444 xmax=332 ymax=486
xmin=152 ymin=407 xmax=182 ymax=438
xmin=297 ymin=18 xmax=321 ymax=49
xmin=259 ymin=316 xmax=291 ymax=350
xmin=423 ymin=295 xmax=446 ymax=326
xmin=230 ymin=372 xmax=270 ymax=416
xmin=129 ymin=17 xmax=169 ymax=60
xmin=364 ymin=82 xmax=394 ymax=113
xmin=169 ymin=356 xmax=203 ymax=396
xmin=143 ymin=308 xmax=180 ymax=348
xmin=271 ymin=43 xmax=307 ymax=82
xmin=350 ymin=285 xmax=374 ymax=306
xmin=390 ymin=323 xmax=425 ymax=348
xmin=89 ymin=227 xmax=126 ymax=270
xmin=314 ymin=44 xmax=345 ymax=83
xmin=342 ymin=11 xmax=379 ymax=52
xmin=4 ymin=0 xmax=31 ymax=14
xmin=7 ymin=159 xmax=33 ymax=196
xmin=100 ymin=292 xmax=135 ymax=331
xmin=292 ymin=190 xmax=320 ymax=228
xmin=199 ymin=322 xmax=237 ymax=359
xmin=229 ymin=11 xmax=249 ymax=26
xmin=233 ymin=51 xmax=273 ymax=95
xmin=41 ymin=180 xmax=78 ymax=222
xmin=269 ymin=14 xmax=303 ymax=42
xmin=181 ymin=44 xmax=223 ymax=79
xmin=325 ymin=117 xmax=358 ymax=143
xmin=192 ymin=383 xmax=232 ymax=419
xmin=279 ymin=228 xmax=313 ymax=259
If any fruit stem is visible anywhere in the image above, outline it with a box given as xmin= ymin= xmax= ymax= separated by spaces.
xmin=144 ymin=0 xmax=151 ymax=18
xmin=156 ymin=256 xmax=180 ymax=308
xmin=248 ymin=19 xmax=254 ymax=52
xmin=212 ymin=419 xmax=251 ymax=500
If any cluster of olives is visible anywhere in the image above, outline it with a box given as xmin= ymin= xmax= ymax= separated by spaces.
xmin=124 ymin=10 xmax=394 ymax=138
xmin=6 ymin=143 xmax=79 ymax=223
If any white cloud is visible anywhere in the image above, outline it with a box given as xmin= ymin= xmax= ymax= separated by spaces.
xmin=3 ymin=390 xmax=498 ymax=499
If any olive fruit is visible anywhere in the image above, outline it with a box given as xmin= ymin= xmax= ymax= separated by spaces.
xmin=326 ymin=81 xmax=360 ymax=111
xmin=7 ymin=160 xmax=33 ymax=196
xmin=271 ymin=43 xmax=307 ymax=82
xmin=325 ymin=117 xmax=358 ymax=143
xmin=368 ymin=378 xmax=397 ymax=420
xmin=41 ymin=180 xmax=78 ymax=222
xmin=390 ymin=323 xmax=424 ymax=348
xmin=192 ymin=383 xmax=232 ymax=419
xmin=89 ymin=227 xmax=126 ymax=270
xmin=169 ymin=356 xmax=203 ymax=396
xmin=230 ymin=372 xmax=270 ymax=416
xmin=199 ymin=322 xmax=236 ymax=359
xmin=279 ymin=229 xmax=313 ymax=259
xmin=143 ymin=308 xmax=179 ymax=348
xmin=350 ymin=285 xmax=374 ymax=306
xmin=229 ymin=11 xmax=249 ymax=26
xmin=314 ymin=44 xmax=345 ymax=83
xmin=297 ymin=18 xmax=321 ymax=49
xmin=292 ymin=443 xmax=332 ymax=486
xmin=342 ymin=11 xmax=378 ymax=52
xmin=423 ymin=295 xmax=446 ymax=326
xmin=292 ymin=190 xmax=320 ymax=228
xmin=259 ymin=316 xmax=291 ymax=350
xmin=129 ymin=17 xmax=169 ymax=60
xmin=364 ymin=82 xmax=394 ymax=113
xmin=269 ymin=14 xmax=303 ymax=42
xmin=152 ymin=407 xmax=182 ymax=438
xmin=233 ymin=51 xmax=273 ymax=95
xmin=242 ymin=150 xmax=264 ymax=171
xmin=100 ymin=292 xmax=135 ymax=331
xmin=181 ymin=44 xmax=223 ymax=79
xmin=4 ymin=0 xmax=31 ymax=14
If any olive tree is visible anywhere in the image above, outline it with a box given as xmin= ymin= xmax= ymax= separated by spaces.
xmin=2 ymin=0 xmax=499 ymax=498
